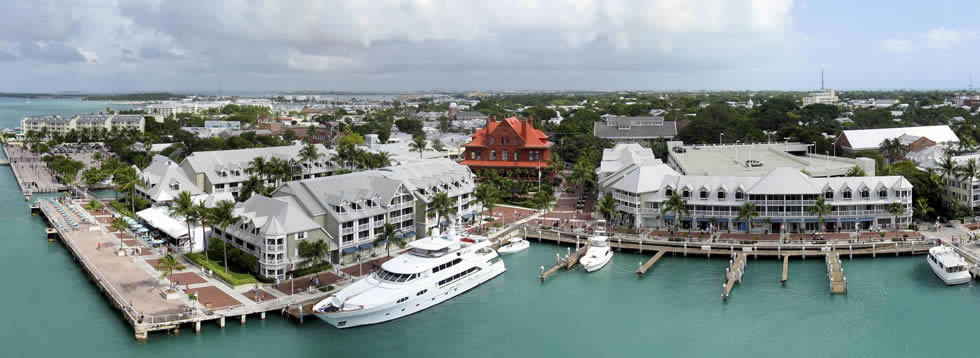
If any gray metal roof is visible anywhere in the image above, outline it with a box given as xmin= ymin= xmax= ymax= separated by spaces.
xmin=232 ymin=195 xmax=323 ymax=236
xmin=273 ymin=171 xmax=405 ymax=219
xmin=376 ymin=158 xmax=474 ymax=202
xmin=593 ymin=119 xmax=678 ymax=139
xmin=182 ymin=144 xmax=336 ymax=185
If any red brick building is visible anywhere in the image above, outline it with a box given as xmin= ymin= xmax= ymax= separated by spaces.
xmin=460 ymin=116 xmax=552 ymax=178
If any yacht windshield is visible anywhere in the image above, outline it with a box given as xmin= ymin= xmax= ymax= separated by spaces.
xmin=411 ymin=247 xmax=448 ymax=258
xmin=376 ymin=269 xmax=418 ymax=283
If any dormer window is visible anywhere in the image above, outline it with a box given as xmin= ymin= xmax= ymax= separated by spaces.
xmin=169 ymin=181 xmax=180 ymax=191
xmin=699 ymin=189 xmax=709 ymax=200
xmin=878 ymin=189 xmax=887 ymax=199
xmin=665 ymin=188 xmax=673 ymax=197
xmin=735 ymin=190 xmax=745 ymax=200
xmin=682 ymin=189 xmax=690 ymax=199
xmin=824 ymin=190 xmax=834 ymax=199
xmin=717 ymin=190 xmax=726 ymax=200
xmin=860 ymin=189 xmax=870 ymax=199
xmin=843 ymin=190 xmax=852 ymax=199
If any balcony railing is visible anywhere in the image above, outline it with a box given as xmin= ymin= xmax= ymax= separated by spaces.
xmin=341 ymin=227 xmax=355 ymax=235
xmin=358 ymin=224 xmax=370 ymax=231
xmin=264 ymin=244 xmax=285 ymax=252
xmin=260 ymin=258 xmax=287 ymax=266
xmin=374 ymin=220 xmax=384 ymax=228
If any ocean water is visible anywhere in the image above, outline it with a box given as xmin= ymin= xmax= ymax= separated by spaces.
xmin=0 ymin=97 xmax=137 ymax=130
xmin=1 ymin=99 xmax=978 ymax=357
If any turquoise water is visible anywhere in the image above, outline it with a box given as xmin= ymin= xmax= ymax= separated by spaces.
xmin=0 ymin=97 xmax=137 ymax=129
xmin=2 ymin=99 xmax=979 ymax=357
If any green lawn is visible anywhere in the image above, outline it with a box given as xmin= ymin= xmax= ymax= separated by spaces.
xmin=184 ymin=252 xmax=257 ymax=286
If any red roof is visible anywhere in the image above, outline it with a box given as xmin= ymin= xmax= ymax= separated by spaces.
xmin=464 ymin=116 xmax=551 ymax=149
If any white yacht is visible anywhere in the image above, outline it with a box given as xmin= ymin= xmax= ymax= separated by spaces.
xmin=312 ymin=226 xmax=506 ymax=328
xmin=579 ymin=220 xmax=613 ymax=272
xmin=497 ymin=237 xmax=529 ymax=254
xmin=927 ymin=246 xmax=971 ymax=285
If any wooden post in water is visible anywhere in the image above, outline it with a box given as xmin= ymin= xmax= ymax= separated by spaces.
xmin=849 ymin=245 xmax=853 ymax=260
xmin=872 ymin=243 xmax=876 ymax=258
xmin=895 ymin=242 xmax=899 ymax=256
xmin=684 ymin=243 xmax=687 ymax=257
xmin=618 ymin=238 xmax=622 ymax=252
xmin=538 ymin=230 xmax=541 ymax=243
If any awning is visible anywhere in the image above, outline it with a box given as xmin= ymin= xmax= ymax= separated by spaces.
xmin=342 ymin=247 xmax=357 ymax=254
xmin=663 ymin=215 xmax=674 ymax=221
xmin=357 ymin=242 xmax=373 ymax=249
xmin=696 ymin=218 xmax=710 ymax=222
xmin=859 ymin=217 xmax=874 ymax=222
xmin=805 ymin=218 xmax=819 ymax=223
xmin=753 ymin=219 xmax=767 ymax=224
xmin=840 ymin=218 xmax=856 ymax=222
xmin=403 ymin=231 xmax=417 ymax=238
xmin=461 ymin=213 xmax=474 ymax=220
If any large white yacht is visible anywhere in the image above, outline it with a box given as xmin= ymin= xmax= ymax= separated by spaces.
xmin=579 ymin=220 xmax=613 ymax=272
xmin=927 ymin=246 xmax=971 ymax=285
xmin=312 ymin=226 xmax=506 ymax=328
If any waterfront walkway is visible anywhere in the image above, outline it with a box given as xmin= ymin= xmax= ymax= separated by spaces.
xmin=4 ymin=144 xmax=63 ymax=194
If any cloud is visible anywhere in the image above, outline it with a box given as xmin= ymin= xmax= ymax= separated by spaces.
xmin=18 ymin=41 xmax=88 ymax=63
xmin=921 ymin=27 xmax=976 ymax=49
xmin=880 ymin=38 xmax=915 ymax=53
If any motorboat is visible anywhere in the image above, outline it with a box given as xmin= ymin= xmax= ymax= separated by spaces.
xmin=927 ymin=246 xmax=971 ymax=285
xmin=579 ymin=220 xmax=613 ymax=272
xmin=312 ymin=225 xmax=506 ymax=328
xmin=497 ymin=237 xmax=529 ymax=254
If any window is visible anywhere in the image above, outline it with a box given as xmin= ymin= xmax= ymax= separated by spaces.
xmin=843 ymin=190 xmax=852 ymax=199
xmin=432 ymin=258 xmax=463 ymax=273
xmin=490 ymin=137 xmax=495 ymax=145
xmin=296 ymin=232 xmax=306 ymax=240
xmin=513 ymin=151 xmax=519 ymax=161
xmin=879 ymin=189 xmax=887 ymax=198
xmin=664 ymin=188 xmax=673 ymax=197
xmin=824 ymin=190 xmax=833 ymax=199
xmin=699 ymin=190 xmax=709 ymax=199
xmin=416 ymin=289 xmax=428 ymax=296
xmin=471 ymin=151 xmax=477 ymax=160
xmin=502 ymin=151 xmax=508 ymax=161
xmin=735 ymin=190 xmax=745 ymax=200
xmin=682 ymin=189 xmax=690 ymax=199
xmin=860 ymin=189 xmax=869 ymax=199
xmin=438 ymin=266 xmax=481 ymax=286
xmin=717 ymin=191 xmax=726 ymax=200
xmin=490 ymin=151 xmax=496 ymax=160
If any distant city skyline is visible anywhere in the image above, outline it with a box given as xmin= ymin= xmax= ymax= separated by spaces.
xmin=1 ymin=0 xmax=978 ymax=93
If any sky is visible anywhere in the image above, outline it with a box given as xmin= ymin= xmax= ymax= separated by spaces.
xmin=1 ymin=0 xmax=978 ymax=93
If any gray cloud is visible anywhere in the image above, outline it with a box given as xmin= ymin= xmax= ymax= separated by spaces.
xmin=18 ymin=41 xmax=87 ymax=63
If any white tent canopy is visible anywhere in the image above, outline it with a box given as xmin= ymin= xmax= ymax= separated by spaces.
xmin=136 ymin=207 xmax=205 ymax=253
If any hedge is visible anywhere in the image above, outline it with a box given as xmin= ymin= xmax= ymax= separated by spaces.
xmin=185 ymin=252 xmax=257 ymax=287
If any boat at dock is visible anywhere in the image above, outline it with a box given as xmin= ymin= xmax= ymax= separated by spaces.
xmin=497 ymin=237 xmax=529 ymax=254
xmin=312 ymin=225 xmax=506 ymax=328
xmin=579 ymin=220 xmax=613 ymax=272
xmin=927 ymin=246 xmax=971 ymax=285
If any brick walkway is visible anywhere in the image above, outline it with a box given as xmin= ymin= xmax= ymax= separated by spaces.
xmin=342 ymin=255 xmax=393 ymax=276
xmin=241 ymin=289 xmax=277 ymax=303
xmin=168 ymin=272 xmax=208 ymax=285
xmin=274 ymin=272 xmax=344 ymax=295
xmin=185 ymin=286 xmax=241 ymax=309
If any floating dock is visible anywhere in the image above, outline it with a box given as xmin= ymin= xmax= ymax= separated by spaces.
xmin=722 ymin=253 xmax=747 ymax=301
xmin=539 ymin=243 xmax=589 ymax=281
xmin=781 ymin=255 xmax=789 ymax=284
xmin=826 ymin=252 xmax=847 ymax=294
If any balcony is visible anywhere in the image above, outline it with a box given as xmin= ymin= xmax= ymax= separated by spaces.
xmin=265 ymin=244 xmax=285 ymax=252
xmin=341 ymin=227 xmax=355 ymax=235
xmin=260 ymin=258 xmax=287 ymax=266
xmin=358 ymin=224 xmax=371 ymax=231
xmin=374 ymin=220 xmax=384 ymax=228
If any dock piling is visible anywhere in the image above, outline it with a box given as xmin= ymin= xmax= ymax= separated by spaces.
xmin=219 ymin=316 xmax=226 ymax=328
xmin=781 ymin=255 xmax=789 ymax=284
xmin=195 ymin=321 xmax=201 ymax=333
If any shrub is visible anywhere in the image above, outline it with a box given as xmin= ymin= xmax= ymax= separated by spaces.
xmin=319 ymin=285 xmax=335 ymax=292
xmin=668 ymin=237 xmax=685 ymax=242
xmin=813 ymin=240 xmax=826 ymax=244
xmin=289 ymin=262 xmax=334 ymax=278
xmin=891 ymin=237 xmax=905 ymax=242
xmin=493 ymin=222 xmax=502 ymax=228
xmin=184 ymin=252 xmax=257 ymax=287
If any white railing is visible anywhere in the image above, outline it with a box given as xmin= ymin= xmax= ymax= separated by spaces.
xmin=341 ymin=227 xmax=354 ymax=235
xmin=374 ymin=221 xmax=384 ymax=228
xmin=357 ymin=224 xmax=370 ymax=231
xmin=260 ymin=258 xmax=287 ymax=265
xmin=265 ymin=244 xmax=285 ymax=252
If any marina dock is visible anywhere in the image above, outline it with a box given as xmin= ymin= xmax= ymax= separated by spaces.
xmin=781 ymin=255 xmax=789 ymax=284
xmin=722 ymin=253 xmax=746 ymax=301
xmin=826 ymin=252 xmax=847 ymax=294
xmin=539 ymin=243 xmax=590 ymax=281
xmin=636 ymin=250 xmax=666 ymax=277
xmin=36 ymin=198 xmax=336 ymax=340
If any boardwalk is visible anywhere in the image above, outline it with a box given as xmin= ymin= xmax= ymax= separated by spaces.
xmin=636 ymin=251 xmax=666 ymax=277
xmin=781 ymin=255 xmax=789 ymax=284
xmin=539 ymin=243 xmax=590 ymax=281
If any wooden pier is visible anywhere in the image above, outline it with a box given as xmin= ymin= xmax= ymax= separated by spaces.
xmin=636 ymin=251 xmax=666 ymax=277
xmin=781 ymin=255 xmax=789 ymax=284
xmin=539 ymin=243 xmax=590 ymax=281
xmin=826 ymin=252 xmax=847 ymax=294
xmin=722 ymin=253 xmax=747 ymax=301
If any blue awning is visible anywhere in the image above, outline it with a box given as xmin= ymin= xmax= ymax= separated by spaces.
xmin=342 ymin=247 xmax=357 ymax=254
xmin=753 ymin=219 xmax=767 ymax=224
xmin=403 ymin=231 xmax=417 ymax=238
xmin=461 ymin=213 xmax=474 ymax=220
xmin=805 ymin=218 xmax=819 ymax=223
xmin=663 ymin=215 xmax=674 ymax=221
xmin=840 ymin=218 xmax=856 ymax=222
xmin=859 ymin=217 xmax=874 ymax=222
xmin=358 ymin=242 xmax=373 ymax=249
xmin=696 ymin=218 xmax=710 ymax=222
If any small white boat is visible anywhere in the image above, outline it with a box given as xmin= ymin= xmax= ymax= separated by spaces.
xmin=927 ymin=246 xmax=971 ymax=285
xmin=497 ymin=237 xmax=529 ymax=254
xmin=579 ymin=220 xmax=613 ymax=272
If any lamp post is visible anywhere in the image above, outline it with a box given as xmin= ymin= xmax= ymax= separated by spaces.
xmin=720 ymin=133 xmax=725 ymax=145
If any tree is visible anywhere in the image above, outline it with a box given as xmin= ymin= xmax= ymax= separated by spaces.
xmin=845 ymin=166 xmax=866 ymax=177
xmin=173 ymin=191 xmax=196 ymax=251
xmin=533 ymin=190 xmax=555 ymax=214
xmin=955 ymin=158 xmax=980 ymax=187
xmin=248 ymin=156 xmax=268 ymax=182
xmin=888 ymin=202 xmax=906 ymax=230
xmin=597 ymin=193 xmax=617 ymax=222
xmin=298 ymin=239 xmax=330 ymax=267
xmin=914 ymin=197 xmax=933 ymax=221
xmin=427 ymin=192 xmax=454 ymax=229
xmin=111 ymin=217 xmax=129 ymax=249
xmin=431 ymin=138 xmax=446 ymax=152
xmin=298 ymin=141 xmax=323 ymax=178
xmin=879 ymin=138 xmax=905 ymax=164
xmin=376 ymin=151 xmax=392 ymax=168
xmin=193 ymin=201 xmax=212 ymax=264
xmin=210 ymin=200 xmax=241 ymax=274
xmin=661 ymin=192 xmax=689 ymax=229
xmin=238 ymin=175 xmax=269 ymax=201
xmin=807 ymin=197 xmax=831 ymax=232
xmin=283 ymin=128 xmax=297 ymax=142
xmin=156 ymin=254 xmax=181 ymax=287
xmin=373 ymin=222 xmax=406 ymax=258
xmin=938 ymin=153 xmax=957 ymax=182
xmin=113 ymin=167 xmax=142 ymax=214
xmin=736 ymin=202 xmax=759 ymax=234
xmin=409 ymin=135 xmax=427 ymax=159
xmin=473 ymin=182 xmax=499 ymax=227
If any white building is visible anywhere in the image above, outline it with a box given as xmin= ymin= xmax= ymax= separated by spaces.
xmin=598 ymin=144 xmax=913 ymax=232
xmin=802 ymin=89 xmax=839 ymax=107
xmin=20 ymin=114 xmax=145 ymax=136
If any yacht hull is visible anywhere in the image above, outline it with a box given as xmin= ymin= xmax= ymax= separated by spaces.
xmin=928 ymin=258 xmax=971 ymax=285
xmin=316 ymin=261 xmax=506 ymax=328
xmin=581 ymin=251 xmax=613 ymax=272
xmin=498 ymin=240 xmax=529 ymax=254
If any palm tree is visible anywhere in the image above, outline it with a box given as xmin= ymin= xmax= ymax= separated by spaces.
xmin=409 ymin=136 xmax=427 ymax=159
xmin=173 ymin=191 xmax=196 ymax=250
xmin=431 ymin=138 xmax=446 ymax=152
xmin=661 ymin=192 xmax=689 ymax=229
xmin=113 ymin=167 xmax=142 ymax=214
xmin=844 ymin=165 xmax=866 ymax=177
xmin=736 ymin=202 xmax=759 ymax=234
xmin=238 ymin=175 xmax=269 ymax=201
xmin=808 ymin=197 xmax=832 ymax=232
xmin=427 ymin=192 xmax=455 ymax=229
xmin=298 ymin=239 xmax=330 ymax=267
xmin=193 ymin=201 xmax=212 ymax=264
xmin=597 ymin=193 xmax=617 ymax=222
xmin=534 ymin=190 xmax=556 ymax=214
xmin=298 ymin=141 xmax=323 ymax=178
xmin=210 ymin=200 xmax=241 ymax=274
xmin=473 ymin=182 xmax=498 ymax=227
xmin=955 ymin=158 xmax=980 ymax=188
xmin=938 ymin=153 xmax=957 ymax=187
xmin=111 ymin=217 xmax=129 ymax=249
xmin=373 ymin=222 xmax=405 ymax=258
xmin=376 ymin=151 xmax=392 ymax=168
xmin=914 ymin=197 xmax=933 ymax=221
xmin=248 ymin=156 xmax=268 ymax=182
xmin=888 ymin=202 xmax=906 ymax=230
xmin=156 ymin=254 xmax=181 ymax=287
xmin=879 ymin=138 xmax=905 ymax=164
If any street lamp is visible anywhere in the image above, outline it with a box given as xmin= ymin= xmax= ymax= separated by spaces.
xmin=720 ymin=133 xmax=725 ymax=145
